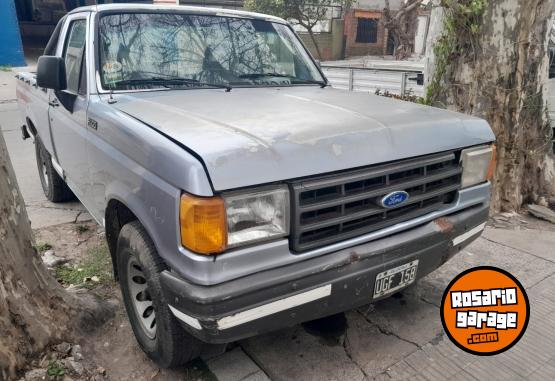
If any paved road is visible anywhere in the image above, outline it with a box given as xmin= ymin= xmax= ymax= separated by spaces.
xmin=2 ymin=67 xmax=555 ymax=381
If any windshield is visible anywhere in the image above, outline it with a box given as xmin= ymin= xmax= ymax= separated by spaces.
xmin=98 ymin=12 xmax=325 ymax=91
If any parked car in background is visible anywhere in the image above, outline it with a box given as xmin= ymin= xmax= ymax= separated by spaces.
xmin=17 ymin=4 xmax=495 ymax=367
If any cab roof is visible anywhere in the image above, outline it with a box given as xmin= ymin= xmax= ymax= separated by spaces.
xmin=68 ymin=3 xmax=287 ymax=24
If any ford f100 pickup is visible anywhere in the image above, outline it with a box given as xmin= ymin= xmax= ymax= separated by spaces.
xmin=16 ymin=3 xmax=496 ymax=367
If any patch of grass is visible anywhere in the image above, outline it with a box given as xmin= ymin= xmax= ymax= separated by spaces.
xmin=47 ymin=360 xmax=65 ymax=381
xmin=0 ymin=65 xmax=12 ymax=72
xmin=75 ymin=224 xmax=90 ymax=234
xmin=35 ymin=242 xmax=53 ymax=253
xmin=56 ymin=243 xmax=113 ymax=288
xmin=423 ymin=0 xmax=488 ymax=105
xmin=375 ymin=89 xmax=424 ymax=104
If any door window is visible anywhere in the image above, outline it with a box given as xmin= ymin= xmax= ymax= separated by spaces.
xmin=63 ymin=19 xmax=87 ymax=94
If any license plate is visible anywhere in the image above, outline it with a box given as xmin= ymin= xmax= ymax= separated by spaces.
xmin=373 ymin=260 xmax=419 ymax=299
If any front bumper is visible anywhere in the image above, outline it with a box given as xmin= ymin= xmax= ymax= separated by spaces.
xmin=161 ymin=203 xmax=489 ymax=344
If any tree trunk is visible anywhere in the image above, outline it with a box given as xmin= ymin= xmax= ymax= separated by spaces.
xmin=383 ymin=0 xmax=422 ymax=60
xmin=0 ymin=134 xmax=107 ymax=380
xmin=425 ymin=0 xmax=555 ymax=212
xmin=424 ymin=5 xmax=444 ymax=86
xmin=307 ymin=28 xmax=323 ymax=60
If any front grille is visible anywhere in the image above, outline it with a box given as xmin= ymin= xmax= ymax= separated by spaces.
xmin=290 ymin=151 xmax=462 ymax=252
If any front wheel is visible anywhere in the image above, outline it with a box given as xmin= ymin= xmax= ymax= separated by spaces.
xmin=35 ymin=137 xmax=73 ymax=202
xmin=117 ymin=221 xmax=202 ymax=368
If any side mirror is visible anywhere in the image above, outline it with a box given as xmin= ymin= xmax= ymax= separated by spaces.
xmin=36 ymin=56 xmax=67 ymax=91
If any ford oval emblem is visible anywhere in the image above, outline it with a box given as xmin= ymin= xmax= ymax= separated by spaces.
xmin=380 ymin=191 xmax=409 ymax=209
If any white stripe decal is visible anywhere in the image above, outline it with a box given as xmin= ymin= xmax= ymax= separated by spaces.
xmin=217 ymin=284 xmax=332 ymax=330
xmin=168 ymin=305 xmax=202 ymax=330
xmin=452 ymin=223 xmax=486 ymax=246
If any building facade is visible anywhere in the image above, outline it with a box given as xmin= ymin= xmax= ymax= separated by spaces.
xmin=344 ymin=0 xmax=430 ymax=58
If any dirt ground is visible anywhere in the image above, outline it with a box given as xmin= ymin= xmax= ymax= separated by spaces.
xmin=34 ymin=221 xmax=106 ymax=266
xmin=33 ymin=221 xmax=215 ymax=381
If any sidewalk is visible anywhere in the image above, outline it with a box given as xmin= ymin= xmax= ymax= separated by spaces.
xmin=235 ymin=225 xmax=555 ymax=380
xmin=0 ymin=68 xmax=90 ymax=229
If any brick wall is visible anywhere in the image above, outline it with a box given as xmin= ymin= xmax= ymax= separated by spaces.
xmin=344 ymin=9 xmax=388 ymax=57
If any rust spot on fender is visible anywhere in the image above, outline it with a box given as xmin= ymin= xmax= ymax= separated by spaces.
xmin=349 ymin=252 xmax=361 ymax=263
xmin=434 ymin=217 xmax=454 ymax=233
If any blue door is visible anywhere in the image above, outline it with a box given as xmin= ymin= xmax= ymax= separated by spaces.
xmin=0 ymin=0 xmax=25 ymax=67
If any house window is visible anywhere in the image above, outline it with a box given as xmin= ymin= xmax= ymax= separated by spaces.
xmin=356 ymin=18 xmax=378 ymax=43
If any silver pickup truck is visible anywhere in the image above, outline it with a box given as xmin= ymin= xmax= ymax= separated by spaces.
xmin=17 ymin=4 xmax=495 ymax=367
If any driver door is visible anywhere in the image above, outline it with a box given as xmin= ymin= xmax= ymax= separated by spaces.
xmin=48 ymin=14 xmax=90 ymax=202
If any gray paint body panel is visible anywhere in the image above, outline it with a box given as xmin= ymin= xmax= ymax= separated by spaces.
xmin=112 ymin=87 xmax=494 ymax=191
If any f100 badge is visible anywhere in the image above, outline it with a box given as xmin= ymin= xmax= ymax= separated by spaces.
xmin=440 ymin=267 xmax=529 ymax=355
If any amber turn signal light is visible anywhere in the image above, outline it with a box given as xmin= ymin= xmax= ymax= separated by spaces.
xmin=180 ymin=194 xmax=227 ymax=255
xmin=486 ymin=145 xmax=497 ymax=181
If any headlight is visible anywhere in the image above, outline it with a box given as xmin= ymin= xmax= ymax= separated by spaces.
xmin=461 ymin=145 xmax=496 ymax=188
xmin=180 ymin=186 xmax=290 ymax=255
xmin=224 ymin=186 xmax=290 ymax=248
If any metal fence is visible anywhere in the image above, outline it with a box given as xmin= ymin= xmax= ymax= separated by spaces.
xmin=321 ymin=65 xmax=425 ymax=97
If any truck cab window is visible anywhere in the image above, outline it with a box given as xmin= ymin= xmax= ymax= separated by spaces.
xmin=63 ymin=19 xmax=87 ymax=94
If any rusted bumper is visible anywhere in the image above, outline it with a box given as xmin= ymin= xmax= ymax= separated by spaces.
xmin=161 ymin=203 xmax=489 ymax=344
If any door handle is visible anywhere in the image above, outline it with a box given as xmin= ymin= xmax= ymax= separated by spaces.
xmin=408 ymin=73 xmax=425 ymax=86
xmin=49 ymin=99 xmax=60 ymax=107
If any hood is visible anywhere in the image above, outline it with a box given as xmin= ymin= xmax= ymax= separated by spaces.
xmin=112 ymin=87 xmax=494 ymax=191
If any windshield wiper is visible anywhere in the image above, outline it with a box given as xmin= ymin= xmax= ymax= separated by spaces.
xmin=292 ymin=78 xmax=329 ymax=88
xmin=239 ymin=73 xmax=290 ymax=79
xmin=238 ymin=73 xmax=328 ymax=88
xmin=112 ymin=77 xmax=232 ymax=92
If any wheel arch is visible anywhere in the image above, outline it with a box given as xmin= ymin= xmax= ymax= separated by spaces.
xmin=105 ymin=197 xmax=152 ymax=280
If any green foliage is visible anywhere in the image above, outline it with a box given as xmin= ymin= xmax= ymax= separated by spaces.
xmin=245 ymin=0 xmax=287 ymax=19
xmin=55 ymin=244 xmax=113 ymax=288
xmin=75 ymin=224 xmax=90 ymax=234
xmin=424 ymin=0 xmax=488 ymax=105
xmin=35 ymin=242 xmax=53 ymax=253
xmin=375 ymin=89 xmax=425 ymax=104
xmin=47 ymin=360 xmax=65 ymax=381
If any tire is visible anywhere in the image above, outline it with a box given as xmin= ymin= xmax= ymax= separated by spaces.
xmin=35 ymin=137 xmax=73 ymax=202
xmin=117 ymin=221 xmax=202 ymax=368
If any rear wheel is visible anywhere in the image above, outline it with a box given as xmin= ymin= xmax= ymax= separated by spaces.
xmin=117 ymin=221 xmax=203 ymax=368
xmin=35 ymin=137 xmax=73 ymax=202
